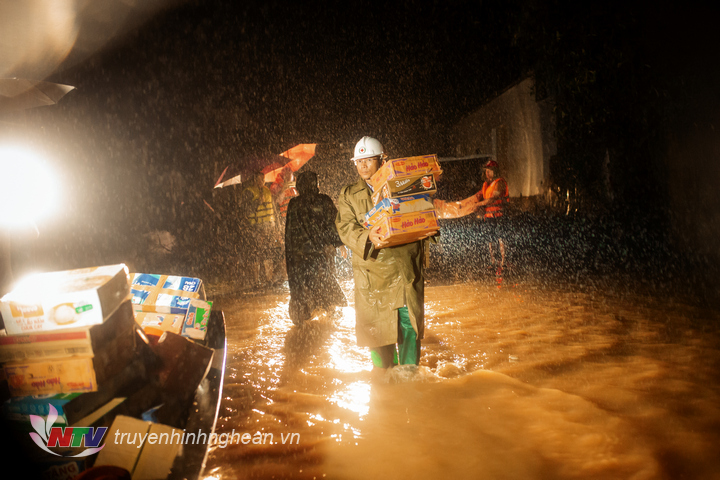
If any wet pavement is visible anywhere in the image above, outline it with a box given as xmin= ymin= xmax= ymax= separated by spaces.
xmin=203 ymin=275 xmax=720 ymax=480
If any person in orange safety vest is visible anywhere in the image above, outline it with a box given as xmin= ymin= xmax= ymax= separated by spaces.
xmin=475 ymin=160 xmax=509 ymax=275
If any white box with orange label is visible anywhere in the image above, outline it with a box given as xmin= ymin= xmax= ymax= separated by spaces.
xmin=0 ymin=265 xmax=130 ymax=335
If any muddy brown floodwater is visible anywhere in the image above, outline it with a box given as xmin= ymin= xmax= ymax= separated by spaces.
xmin=203 ymin=278 xmax=720 ymax=480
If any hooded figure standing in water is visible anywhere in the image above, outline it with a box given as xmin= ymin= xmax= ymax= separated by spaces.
xmin=285 ymin=171 xmax=346 ymax=325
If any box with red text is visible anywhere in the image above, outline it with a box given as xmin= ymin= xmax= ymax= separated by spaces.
xmin=374 ymin=209 xmax=439 ymax=247
xmin=369 ymin=154 xmax=442 ymax=192
xmin=3 ymin=356 xmax=98 ymax=397
xmin=364 ymin=194 xmax=435 ymax=229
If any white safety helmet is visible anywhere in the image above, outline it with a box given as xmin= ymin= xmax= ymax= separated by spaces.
xmin=351 ymin=136 xmax=387 ymax=162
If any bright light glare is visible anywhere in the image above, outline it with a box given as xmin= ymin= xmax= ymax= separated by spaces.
xmin=330 ymin=381 xmax=371 ymax=417
xmin=0 ymin=146 xmax=60 ymax=228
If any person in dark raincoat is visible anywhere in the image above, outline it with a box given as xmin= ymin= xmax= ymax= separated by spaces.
xmin=285 ymin=171 xmax=346 ymax=325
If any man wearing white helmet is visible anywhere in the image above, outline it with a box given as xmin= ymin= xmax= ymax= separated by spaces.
xmin=336 ymin=136 xmax=434 ymax=372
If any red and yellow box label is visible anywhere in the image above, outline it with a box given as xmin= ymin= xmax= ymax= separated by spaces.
xmin=375 ymin=210 xmax=439 ymax=247
xmin=369 ymin=154 xmax=442 ymax=192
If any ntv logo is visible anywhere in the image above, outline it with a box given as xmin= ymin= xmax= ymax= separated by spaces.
xmin=29 ymin=405 xmax=107 ymax=457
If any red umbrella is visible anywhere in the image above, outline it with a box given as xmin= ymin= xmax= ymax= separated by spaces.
xmin=281 ymin=143 xmax=316 ymax=163
xmin=263 ymin=144 xmax=317 ymax=183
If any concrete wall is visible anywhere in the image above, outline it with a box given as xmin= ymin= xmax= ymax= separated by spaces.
xmin=450 ymin=77 xmax=555 ymax=198
xmin=666 ymin=125 xmax=720 ymax=264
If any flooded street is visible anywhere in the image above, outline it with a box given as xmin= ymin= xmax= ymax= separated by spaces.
xmin=204 ymin=278 xmax=720 ymax=480
xmin=2 ymin=3 xmax=719 ymax=480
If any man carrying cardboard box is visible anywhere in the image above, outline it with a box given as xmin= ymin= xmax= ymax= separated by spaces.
xmin=335 ymin=136 xmax=436 ymax=372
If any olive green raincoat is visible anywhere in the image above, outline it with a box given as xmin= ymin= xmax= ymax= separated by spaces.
xmin=335 ymin=178 xmax=429 ymax=349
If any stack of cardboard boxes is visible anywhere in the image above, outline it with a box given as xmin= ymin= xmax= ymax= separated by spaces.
xmin=0 ymin=265 xmax=136 ymax=397
xmin=130 ymin=273 xmax=213 ymax=342
xmin=0 ymin=265 xmax=219 ymax=479
xmin=364 ymin=154 xmax=443 ymax=247
xmin=0 ymin=266 xmax=215 ymax=396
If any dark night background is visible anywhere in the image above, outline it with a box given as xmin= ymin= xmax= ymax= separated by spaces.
xmin=1 ymin=0 xmax=719 ymax=302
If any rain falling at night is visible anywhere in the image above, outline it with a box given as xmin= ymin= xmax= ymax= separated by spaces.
xmin=1 ymin=1 xmax=719 ymax=479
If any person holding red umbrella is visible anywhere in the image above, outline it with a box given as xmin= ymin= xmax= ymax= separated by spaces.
xmin=241 ymin=171 xmax=282 ymax=288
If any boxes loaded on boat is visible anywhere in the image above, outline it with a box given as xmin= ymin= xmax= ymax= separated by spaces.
xmin=129 ymin=273 xmax=212 ymax=341
xmin=1 ymin=300 xmax=139 ymax=396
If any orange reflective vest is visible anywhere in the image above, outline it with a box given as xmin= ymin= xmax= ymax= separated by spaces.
xmin=479 ymin=178 xmax=509 ymax=218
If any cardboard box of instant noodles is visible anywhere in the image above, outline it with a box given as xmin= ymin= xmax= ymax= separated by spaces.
xmin=364 ymin=194 xmax=435 ymax=229
xmin=374 ymin=209 xmax=439 ymax=248
xmin=3 ymin=356 xmax=98 ymax=396
xmin=371 ymin=173 xmax=438 ymax=206
xmin=1 ymin=300 xmax=140 ymax=397
xmin=369 ymin=154 xmax=442 ymax=192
